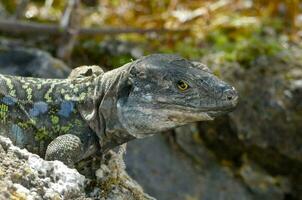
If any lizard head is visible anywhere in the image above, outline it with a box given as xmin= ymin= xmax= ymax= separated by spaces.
xmin=117 ymin=54 xmax=238 ymax=138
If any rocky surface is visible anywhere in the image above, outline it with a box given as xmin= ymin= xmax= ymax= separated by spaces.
xmin=203 ymin=47 xmax=302 ymax=162
xmin=126 ymin=126 xmax=290 ymax=200
xmin=0 ymin=135 xmax=87 ymax=200
xmin=0 ymin=45 xmax=70 ymax=78
xmin=92 ymin=146 xmax=156 ymax=200
xmin=0 ymin=136 xmax=155 ymax=200
xmin=199 ymin=47 xmax=302 ymax=198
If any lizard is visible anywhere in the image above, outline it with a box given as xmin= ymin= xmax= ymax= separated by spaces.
xmin=0 ymin=54 xmax=238 ymax=167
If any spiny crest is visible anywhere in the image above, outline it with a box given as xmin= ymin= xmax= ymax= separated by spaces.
xmin=190 ymin=61 xmax=212 ymax=73
xmin=136 ymin=54 xmax=213 ymax=74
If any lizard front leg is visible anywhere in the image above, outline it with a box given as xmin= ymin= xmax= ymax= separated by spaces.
xmin=45 ymin=134 xmax=83 ymax=167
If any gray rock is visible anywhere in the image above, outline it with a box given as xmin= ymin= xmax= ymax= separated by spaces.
xmin=0 ymin=46 xmax=70 ymax=78
xmin=201 ymin=48 xmax=302 ymax=162
xmin=0 ymin=136 xmax=87 ymax=200
xmin=0 ymin=136 xmax=154 ymax=200
xmin=126 ymin=124 xmax=290 ymax=200
xmin=93 ymin=148 xmax=156 ymax=200
xmin=99 ymin=40 xmax=143 ymax=58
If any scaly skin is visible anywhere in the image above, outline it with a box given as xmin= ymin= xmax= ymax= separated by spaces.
xmin=0 ymin=54 xmax=238 ymax=167
xmin=0 ymin=74 xmax=99 ymax=164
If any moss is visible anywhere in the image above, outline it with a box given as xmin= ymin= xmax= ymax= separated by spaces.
xmin=72 ymin=40 xmax=134 ymax=69
xmin=99 ymin=177 xmax=121 ymax=198
xmin=0 ymin=0 xmax=17 ymax=14
xmin=108 ymin=55 xmax=133 ymax=68
xmin=156 ymin=37 xmax=205 ymax=60
xmin=98 ymin=171 xmax=147 ymax=199
xmin=235 ymin=36 xmax=282 ymax=67
xmin=206 ymin=28 xmax=283 ymax=68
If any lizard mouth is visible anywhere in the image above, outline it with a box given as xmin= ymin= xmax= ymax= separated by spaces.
xmin=119 ymin=98 xmax=237 ymax=122
xmin=153 ymin=101 xmax=237 ymax=113
xmin=143 ymin=102 xmax=236 ymax=122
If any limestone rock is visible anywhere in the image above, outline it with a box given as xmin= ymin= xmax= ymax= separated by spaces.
xmin=0 ymin=136 xmax=87 ymax=200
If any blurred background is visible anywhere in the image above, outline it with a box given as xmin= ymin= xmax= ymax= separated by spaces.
xmin=0 ymin=0 xmax=302 ymax=199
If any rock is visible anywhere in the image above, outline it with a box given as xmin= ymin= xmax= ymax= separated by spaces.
xmin=199 ymin=47 xmax=302 ymax=198
xmin=92 ymin=148 xmax=156 ymax=200
xmin=126 ymin=125 xmax=290 ymax=200
xmin=99 ymin=40 xmax=143 ymax=59
xmin=0 ymin=136 xmax=87 ymax=200
xmin=0 ymin=46 xmax=70 ymax=78
xmin=201 ymin=48 xmax=302 ymax=162
xmin=0 ymin=136 xmax=154 ymax=200
xmin=126 ymin=133 xmax=253 ymax=200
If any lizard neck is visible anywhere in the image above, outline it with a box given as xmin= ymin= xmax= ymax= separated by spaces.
xmin=78 ymin=64 xmax=135 ymax=152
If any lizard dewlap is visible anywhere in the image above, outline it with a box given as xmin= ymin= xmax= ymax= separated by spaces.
xmin=0 ymin=54 xmax=238 ymax=166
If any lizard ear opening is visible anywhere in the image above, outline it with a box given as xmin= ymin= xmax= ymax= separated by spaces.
xmin=119 ymin=80 xmax=133 ymax=99
xmin=117 ymin=71 xmax=134 ymax=101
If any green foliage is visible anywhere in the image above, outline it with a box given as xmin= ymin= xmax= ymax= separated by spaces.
xmin=72 ymin=40 xmax=133 ymax=69
xmin=190 ymin=15 xmax=284 ymax=66
xmin=157 ymin=38 xmax=205 ymax=60
xmin=236 ymin=35 xmax=282 ymax=66
xmin=207 ymin=28 xmax=283 ymax=67
xmin=0 ymin=0 xmax=17 ymax=13
xmin=154 ymin=16 xmax=284 ymax=68
xmin=0 ymin=0 xmax=297 ymax=68
xmin=107 ymin=55 xmax=133 ymax=68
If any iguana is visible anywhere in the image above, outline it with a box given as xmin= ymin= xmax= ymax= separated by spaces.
xmin=0 ymin=54 xmax=238 ymax=166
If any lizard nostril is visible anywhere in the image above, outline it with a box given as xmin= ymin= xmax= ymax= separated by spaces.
xmin=223 ymin=88 xmax=237 ymax=101
xmin=227 ymin=95 xmax=233 ymax=100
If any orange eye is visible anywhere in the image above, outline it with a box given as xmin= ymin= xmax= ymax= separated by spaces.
xmin=177 ymin=80 xmax=189 ymax=91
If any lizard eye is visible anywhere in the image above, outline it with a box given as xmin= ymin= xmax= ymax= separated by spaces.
xmin=176 ymin=80 xmax=189 ymax=91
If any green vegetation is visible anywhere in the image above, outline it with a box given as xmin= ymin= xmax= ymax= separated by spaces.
xmin=0 ymin=0 xmax=300 ymax=69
